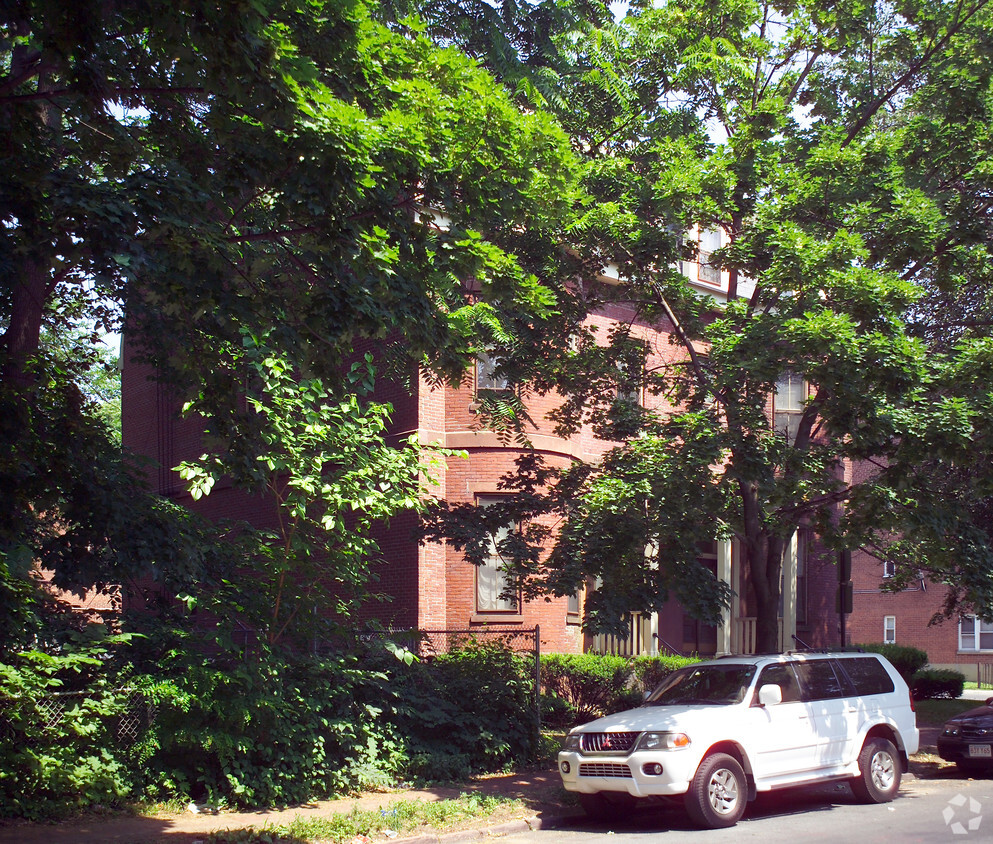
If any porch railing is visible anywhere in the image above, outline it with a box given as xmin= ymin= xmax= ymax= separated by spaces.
xmin=734 ymin=617 xmax=785 ymax=654
xmin=590 ymin=613 xmax=655 ymax=657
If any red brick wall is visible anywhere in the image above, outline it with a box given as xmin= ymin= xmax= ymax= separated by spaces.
xmin=848 ymin=553 xmax=993 ymax=677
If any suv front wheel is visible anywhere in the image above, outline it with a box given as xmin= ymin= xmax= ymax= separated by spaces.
xmin=850 ymin=737 xmax=901 ymax=803
xmin=684 ymin=752 xmax=747 ymax=829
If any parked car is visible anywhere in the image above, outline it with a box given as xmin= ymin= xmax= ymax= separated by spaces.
xmin=938 ymin=698 xmax=993 ymax=773
xmin=557 ymin=652 xmax=919 ymax=829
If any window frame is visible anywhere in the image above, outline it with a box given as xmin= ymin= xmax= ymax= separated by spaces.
xmin=472 ymin=495 xmax=522 ymax=619
xmin=475 ymin=350 xmax=512 ymax=394
xmin=697 ymin=228 xmax=722 ymax=286
xmin=883 ymin=615 xmax=896 ymax=645
xmin=959 ymin=616 xmax=993 ymax=652
xmin=774 ymin=372 xmax=806 ymax=441
xmin=566 ymin=587 xmax=582 ymax=624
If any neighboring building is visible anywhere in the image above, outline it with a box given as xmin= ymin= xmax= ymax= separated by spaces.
xmin=848 ymin=554 xmax=993 ymax=683
xmin=121 ymin=228 xmax=842 ymax=657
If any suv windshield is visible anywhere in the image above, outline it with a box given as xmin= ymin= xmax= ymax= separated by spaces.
xmin=646 ymin=664 xmax=757 ymax=706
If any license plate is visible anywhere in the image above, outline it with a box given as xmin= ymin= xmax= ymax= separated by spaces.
xmin=968 ymin=744 xmax=992 ymax=758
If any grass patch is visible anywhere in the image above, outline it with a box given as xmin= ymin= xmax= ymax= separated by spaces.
xmin=203 ymin=793 xmax=523 ymax=844
xmin=915 ymin=698 xmax=982 ymax=727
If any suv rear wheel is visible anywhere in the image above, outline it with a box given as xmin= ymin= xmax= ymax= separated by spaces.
xmin=684 ymin=752 xmax=747 ymax=829
xmin=850 ymin=737 xmax=900 ymax=803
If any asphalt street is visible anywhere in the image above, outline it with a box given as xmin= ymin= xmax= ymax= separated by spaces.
xmin=495 ymin=774 xmax=993 ymax=844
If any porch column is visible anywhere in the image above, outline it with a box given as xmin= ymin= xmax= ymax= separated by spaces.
xmin=717 ymin=539 xmax=733 ymax=655
xmin=782 ymin=531 xmax=798 ymax=652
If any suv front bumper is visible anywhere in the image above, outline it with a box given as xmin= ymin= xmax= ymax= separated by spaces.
xmin=557 ymin=749 xmax=699 ymax=798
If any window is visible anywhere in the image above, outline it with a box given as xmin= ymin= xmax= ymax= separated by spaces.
xmin=883 ymin=616 xmax=896 ymax=644
xmin=567 ymin=588 xmax=581 ymax=621
xmin=840 ymin=657 xmax=895 ymax=696
xmin=794 ymin=659 xmax=847 ymax=700
xmin=960 ymin=616 xmax=993 ymax=652
xmin=476 ymin=350 xmax=511 ymax=393
xmin=698 ymin=228 xmax=722 ymax=285
xmin=615 ymin=359 xmax=643 ymax=405
xmin=774 ymin=373 xmax=805 ymax=441
xmin=475 ymin=496 xmax=519 ymax=613
xmin=882 ymin=559 xmax=896 ymax=578
xmin=755 ymin=663 xmax=802 ymax=703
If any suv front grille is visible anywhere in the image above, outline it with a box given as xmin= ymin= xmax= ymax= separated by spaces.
xmin=581 ymin=732 xmax=639 ymax=753
xmin=579 ymin=762 xmax=633 ymax=778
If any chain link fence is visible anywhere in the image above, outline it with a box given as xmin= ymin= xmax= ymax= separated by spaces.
xmin=1 ymin=686 xmax=157 ymax=748
xmin=2 ymin=627 xmax=543 ymax=747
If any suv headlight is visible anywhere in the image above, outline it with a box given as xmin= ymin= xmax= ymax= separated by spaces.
xmin=561 ymin=733 xmax=583 ymax=751
xmin=943 ymin=724 xmax=961 ymax=737
xmin=636 ymin=731 xmax=691 ymax=751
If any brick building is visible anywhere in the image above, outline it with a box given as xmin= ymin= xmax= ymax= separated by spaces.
xmin=847 ymin=555 xmax=993 ymax=682
xmin=121 ymin=232 xmax=845 ymax=657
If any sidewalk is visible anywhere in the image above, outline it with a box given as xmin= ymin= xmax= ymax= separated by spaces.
xmin=0 ymin=767 xmax=571 ymax=844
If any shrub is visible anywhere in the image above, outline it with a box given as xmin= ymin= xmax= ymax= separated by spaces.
xmin=0 ymin=638 xmax=138 ymax=820
xmin=631 ymin=655 xmax=700 ymax=693
xmin=540 ymin=653 xmax=634 ymax=722
xmin=540 ymin=692 xmax=577 ymax=729
xmin=912 ymin=668 xmax=966 ymax=700
xmin=856 ymin=643 xmax=928 ymax=684
xmin=389 ymin=637 xmax=538 ymax=781
xmin=2 ymin=627 xmax=542 ymax=818
xmin=139 ymin=645 xmax=405 ymax=807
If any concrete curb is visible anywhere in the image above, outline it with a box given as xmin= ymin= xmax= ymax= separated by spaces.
xmin=392 ymin=813 xmax=570 ymax=844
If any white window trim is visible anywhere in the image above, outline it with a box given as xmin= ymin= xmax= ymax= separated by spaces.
xmin=774 ymin=373 xmax=805 ymax=440
xmin=883 ymin=615 xmax=896 ymax=645
xmin=959 ymin=616 xmax=993 ymax=652
xmin=473 ymin=495 xmax=520 ymax=616
xmin=475 ymin=350 xmax=511 ymax=393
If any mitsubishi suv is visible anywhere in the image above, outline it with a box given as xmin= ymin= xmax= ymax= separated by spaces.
xmin=557 ymin=652 xmax=918 ymax=829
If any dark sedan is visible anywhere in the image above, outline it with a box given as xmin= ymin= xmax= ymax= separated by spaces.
xmin=938 ymin=698 xmax=993 ymax=773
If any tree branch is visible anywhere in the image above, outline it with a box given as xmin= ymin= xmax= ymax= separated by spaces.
xmin=843 ymin=0 xmax=992 ymax=146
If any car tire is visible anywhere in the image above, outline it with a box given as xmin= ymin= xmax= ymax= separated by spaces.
xmin=579 ymin=792 xmax=635 ymax=821
xmin=683 ymin=752 xmax=747 ymax=829
xmin=850 ymin=737 xmax=900 ymax=803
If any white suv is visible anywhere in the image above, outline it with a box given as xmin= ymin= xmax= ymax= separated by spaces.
xmin=557 ymin=652 xmax=919 ymax=829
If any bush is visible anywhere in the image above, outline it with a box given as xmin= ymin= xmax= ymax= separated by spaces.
xmin=631 ymin=655 xmax=700 ymax=693
xmin=139 ymin=645 xmax=405 ymax=807
xmin=0 ymin=638 xmax=138 ymax=820
xmin=540 ymin=653 xmax=634 ymax=723
xmin=540 ymin=692 xmax=577 ymax=729
xmin=2 ymin=627 xmax=542 ymax=818
xmin=912 ymin=668 xmax=966 ymax=700
xmin=388 ymin=637 xmax=538 ymax=781
xmin=856 ymin=643 xmax=928 ymax=684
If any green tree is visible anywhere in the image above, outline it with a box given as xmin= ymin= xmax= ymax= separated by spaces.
xmin=0 ymin=0 xmax=581 ymax=638
xmin=424 ymin=0 xmax=993 ymax=653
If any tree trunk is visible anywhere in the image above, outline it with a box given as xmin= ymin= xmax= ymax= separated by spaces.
xmin=749 ymin=532 xmax=785 ymax=654
xmin=2 ymin=257 xmax=49 ymax=387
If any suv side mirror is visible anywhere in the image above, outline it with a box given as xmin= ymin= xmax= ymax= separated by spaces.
xmin=758 ymin=684 xmax=783 ymax=707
